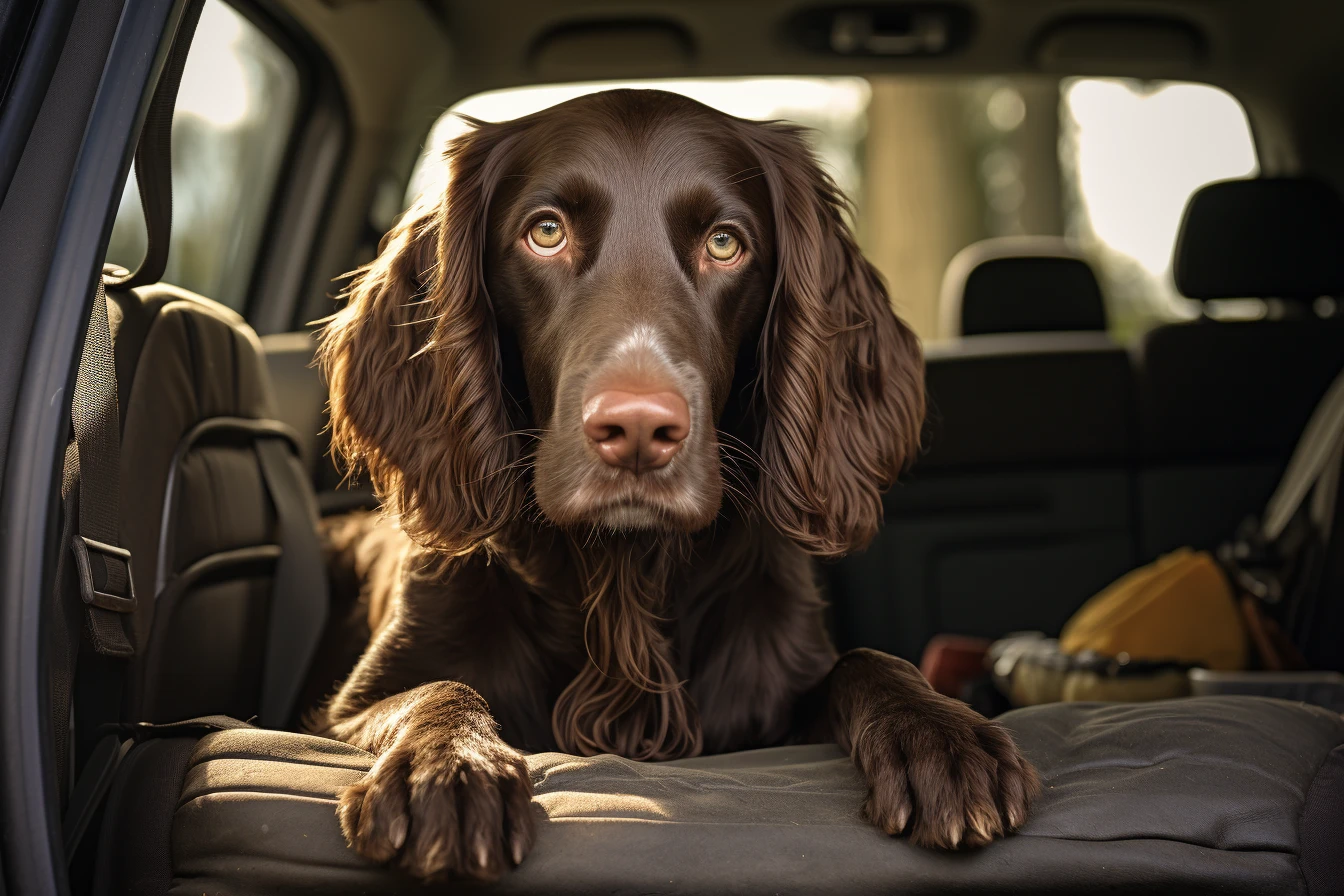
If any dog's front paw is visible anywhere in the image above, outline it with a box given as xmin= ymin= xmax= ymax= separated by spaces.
xmin=855 ymin=697 xmax=1039 ymax=849
xmin=337 ymin=734 xmax=536 ymax=881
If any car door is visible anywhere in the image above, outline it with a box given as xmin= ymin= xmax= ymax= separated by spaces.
xmin=0 ymin=3 xmax=186 ymax=894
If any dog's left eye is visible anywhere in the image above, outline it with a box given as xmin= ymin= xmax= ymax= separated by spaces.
xmin=706 ymin=231 xmax=741 ymax=263
xmin=527 ymin=219 xmax=566 ymax=256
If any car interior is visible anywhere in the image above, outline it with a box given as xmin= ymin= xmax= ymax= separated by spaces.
xmin=1 ymin=0 xmax=1343 ymax=894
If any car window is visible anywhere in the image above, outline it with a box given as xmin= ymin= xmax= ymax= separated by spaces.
xmin=106 ymin=0 xmax=299 ymax=313
xmin=1062 ymin=78 xmax=1257 ymax=336
xmin=405 ymin=76 xmax=1256 ymax=342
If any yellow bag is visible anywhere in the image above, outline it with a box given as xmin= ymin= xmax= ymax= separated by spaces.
xmin=1060 ymin=548 xmax=1247 ymax=672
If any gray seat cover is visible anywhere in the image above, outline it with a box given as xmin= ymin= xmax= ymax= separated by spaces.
xmin=162 ymin=696 xmax=1344 ymax=895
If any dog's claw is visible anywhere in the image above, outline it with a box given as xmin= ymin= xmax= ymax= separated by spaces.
xmin=337 ymin=734 xmax=536 ymax=881
xmin=857 ymin=698 xmax=1040 ymax=851
xmin=387 ymin=816 xmax=408 ymax=850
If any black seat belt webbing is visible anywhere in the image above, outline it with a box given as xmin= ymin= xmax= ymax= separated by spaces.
xmin=255 ymin=438 xmax=329 ymax=729
xmin=68 ymin=277 xmax=136 ymax=658
xmin=59 ymin=734 xmax=133 ymax=856
xmin=63 ymin=0 xmax=208 ymax=668
xmin=104 ymin=0 xmax=203 ymax=291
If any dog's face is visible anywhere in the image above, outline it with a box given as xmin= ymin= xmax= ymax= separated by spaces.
xmin=321 ymin=89 xmax=924 ymax=555
xmin=485 ymin=95 xmax=776 ymax=531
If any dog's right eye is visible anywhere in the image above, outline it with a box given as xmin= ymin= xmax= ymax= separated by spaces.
xmin=706 ymin=231 xmax=741 ymax=263
xmin=527 ymin=219 xmax=566 ymax=256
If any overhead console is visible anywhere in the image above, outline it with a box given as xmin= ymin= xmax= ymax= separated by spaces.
xmin=786 ymin=4 xmax=974 ymax=58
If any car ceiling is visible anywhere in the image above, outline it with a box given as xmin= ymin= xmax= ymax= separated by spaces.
xmin=273 ymin=0 xmax=1344 ymax=326
xmin=282 ymin=0 xmax=1344 ymax=176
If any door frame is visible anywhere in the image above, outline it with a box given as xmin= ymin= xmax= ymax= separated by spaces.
xmin=0 ymin=2 xmax=188 ymax=893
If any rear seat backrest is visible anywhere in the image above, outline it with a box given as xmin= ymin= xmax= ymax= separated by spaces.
xmin=1134 ymin=177 xmax=1344 ymax=558
xmin=939 ymin=236 xmax=1107 ymax=337
xmin=107 ymin=279 xmax=326 ymax=725
xmin=829 ymin=244 xmax=1134 ymax=660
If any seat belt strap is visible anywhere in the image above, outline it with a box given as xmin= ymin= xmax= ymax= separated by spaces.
xmin=60 ymin=734 xmax=133 ymax=857
xmin=55 ymin=280 xmax=136 ymax=861
xmin=118 ymin=714 xmax=259 ymax=738
xmin=104 ymin=0 xmax=203 ymax=290
xmin=255 ymin=437 xmax=329 ymax=728
xmin=1261 ymin=367 xmax=1344 ymax=542
xmin=65 ymin=0 xmax=207 ymax=657
xmin=68 ymin=277 xmax=137 ymax=657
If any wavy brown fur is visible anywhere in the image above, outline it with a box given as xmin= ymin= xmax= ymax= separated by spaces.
xmin=747 ymin=122 xmax=926 ymax=557
xmin=552 ymin=534 xmax=702 ymax=760
xmin=317 ymin=126 xmax=523 ymax=556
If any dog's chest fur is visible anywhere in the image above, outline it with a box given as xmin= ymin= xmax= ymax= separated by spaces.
xmin=390 ymin=518 xmax=837 ymax=756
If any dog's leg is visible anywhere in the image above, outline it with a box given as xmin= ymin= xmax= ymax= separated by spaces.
xmin=810 ymin=648 xmax=1039 ymax=848
xmin=319 ymin=680 xmax=535 ymax=882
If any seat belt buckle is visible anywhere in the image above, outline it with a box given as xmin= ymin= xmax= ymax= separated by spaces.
xmin=70 ymin=535 xmax=137 ymax=613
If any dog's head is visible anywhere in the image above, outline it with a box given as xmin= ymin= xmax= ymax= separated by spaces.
xmin=320 ymin=89 xmax=924 ymax=556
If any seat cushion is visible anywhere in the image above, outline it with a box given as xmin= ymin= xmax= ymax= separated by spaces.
xmin=159 ymin=696 xmax=1344 ymax=895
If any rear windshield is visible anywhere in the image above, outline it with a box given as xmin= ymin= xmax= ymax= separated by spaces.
xmin=406 ymin=76 xmax=1256 ymax=342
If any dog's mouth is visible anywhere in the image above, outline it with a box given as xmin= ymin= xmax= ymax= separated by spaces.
xmin=545 ymin=467 xmax=721 ymax=532
xmin=593 ymin=497 xmax=673 ymax=530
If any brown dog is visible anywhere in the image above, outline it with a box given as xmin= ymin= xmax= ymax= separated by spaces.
xmin=314 ymin=89 xmax=1038 ymax=882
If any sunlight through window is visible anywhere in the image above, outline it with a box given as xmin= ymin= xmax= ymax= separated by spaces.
xmin=1063 ymin=79 xmax=1258 ymax=323
xmin=406 ymin=78 xmax=871 ymax=208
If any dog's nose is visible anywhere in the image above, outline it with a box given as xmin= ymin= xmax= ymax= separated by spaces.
xmin=582 ymin=389 xmax=690 ymax=472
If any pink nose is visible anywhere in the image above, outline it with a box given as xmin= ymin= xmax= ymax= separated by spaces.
xmin=582 ymin=389 xmax=691 ymax=472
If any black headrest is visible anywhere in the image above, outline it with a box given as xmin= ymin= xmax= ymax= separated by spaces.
xmin=1174 ymin=177 xmax=1344 ymax=301
xmin=940 ymin=237 xmax=1107 ymax=337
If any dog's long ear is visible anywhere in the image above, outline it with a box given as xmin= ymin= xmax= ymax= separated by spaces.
xmin=318 ymin=122 xmax=520 ymax=554
xmin=746 ymin=122 xmax=925 ymax=558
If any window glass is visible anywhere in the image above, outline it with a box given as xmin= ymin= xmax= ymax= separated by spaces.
xmin=406 ymin=76 xmax=1257 ymax=342
xmin=106 ymin=0 xmax=299 ymax=312
xmin=405 ymin=78 xmax=871 ymax=214
xmin=1061 ymin=78 xmax=1258 ymax=334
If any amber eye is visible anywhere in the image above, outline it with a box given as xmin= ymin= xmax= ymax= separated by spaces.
xmin=706 ymin=231 xmax=741 ymax=262
xmin=527 ymin=219 xmax=566 ymax=256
